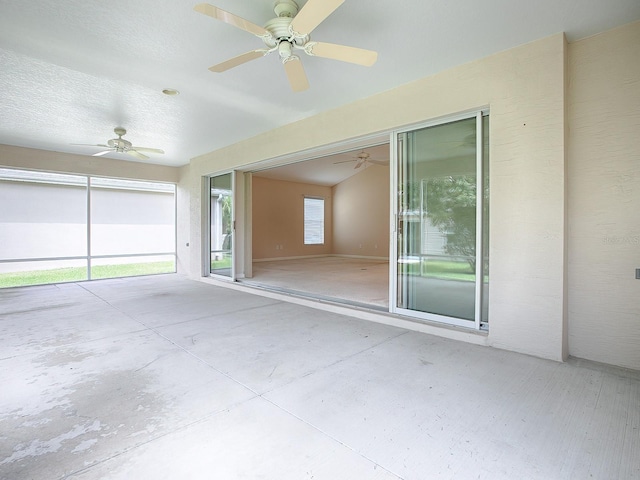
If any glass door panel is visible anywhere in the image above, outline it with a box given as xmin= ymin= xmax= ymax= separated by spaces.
xmin=396 ymin=117 xmax=479 ymax=323
xmin=210 ymin=173 xmax=233 ymax=277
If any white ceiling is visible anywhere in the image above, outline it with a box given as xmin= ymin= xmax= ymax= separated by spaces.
xmin=253 ymin=142 xmax=390 ymax=186
xmin=1 ymin=0 xmax=639 ymax=168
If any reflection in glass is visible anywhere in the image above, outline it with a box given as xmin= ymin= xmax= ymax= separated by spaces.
xmin=481 ymin=115 xmax=490 ymax=326
xmin=210 ymin=174 xmax=233 ymax=277
xmin=397 ymin=117 xmax=484 ymax=322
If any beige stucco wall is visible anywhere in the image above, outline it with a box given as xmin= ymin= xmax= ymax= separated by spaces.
xmin=567 ymin=21 xmax=640 ymax=370
xmin=252 ymin=176 xmax=332 ymax=260
xmin=188 ymin=33 xmax=568 ymax=362
xmin=332 ymin=165 xmax=389 ymax=258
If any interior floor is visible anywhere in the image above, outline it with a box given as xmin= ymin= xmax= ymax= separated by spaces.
xmin=1 ymin=274 xmax=638 ymax=479
xmin=248 ymin=256 xmax=389 ymax=309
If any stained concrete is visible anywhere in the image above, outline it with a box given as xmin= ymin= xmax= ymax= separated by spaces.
xmin=1 ymin=274 xmax=639 ymax=479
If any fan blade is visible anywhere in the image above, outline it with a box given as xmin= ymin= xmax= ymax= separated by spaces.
xmin=132 ymin=147 xmax=165 ymax=154
xmin=127 ymin=150 xmax=149 ymax=160
xmin=368 ymin=159 xmax=388 ymax=165
xmin=305 ymin=42 xmax=377 ymax=66
xmin=283 ymin=57 xmax=309 ymax=92
xmin=333 ymin=159 xmax=356 ymax=165
xmin=209 ymin=49 xmax=270 ymax=73
xmin=194 ymin=3 xmax=270 ymax=38
xmin=289 ymin=0 xmax=344 ymax=36
xmin=92 ymin=150 xmax=112 ymax=157
xmin=71 ymin=143 xmax=110 ymax=148
xmin=354 ymin=159 xmax=364 ymax=169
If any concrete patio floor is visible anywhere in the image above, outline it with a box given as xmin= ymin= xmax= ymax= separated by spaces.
xmin=1 ymin=274 xmax=639 ymax=479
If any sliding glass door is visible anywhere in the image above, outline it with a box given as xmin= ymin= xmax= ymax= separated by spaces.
xmin=209 ymin=173 xmax=234 ymax=278
xmin=393 ymin=113 xmax=489 ymax=329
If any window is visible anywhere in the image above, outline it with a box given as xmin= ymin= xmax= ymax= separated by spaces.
xmin=0 ymin=168 xmax=176 ymax=288
xmin=304 ymin=197 xmax=324 ymax=245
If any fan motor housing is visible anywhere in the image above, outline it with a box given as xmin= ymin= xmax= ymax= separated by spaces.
xmin=263 ymin=0 xmax=308 ymax=48
xmin=263 ymin=17 xmax=308 ymax=48
xmin=264 ymin=17 xmax=292 ymax=41
xmin=108 ymin=138 xmax=132 ymax=151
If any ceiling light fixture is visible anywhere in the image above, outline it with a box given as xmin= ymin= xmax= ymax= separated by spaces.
xmin=162 ymin=88 xmax=180 ymax=96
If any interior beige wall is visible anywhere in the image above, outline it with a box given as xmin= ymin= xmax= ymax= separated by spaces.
xmin=252 ymin=176 xmax=332 ymax=260
xmin=567 ymin=21 xmax=640 ymax=370
xmin=332 ymin=165 xmax=389 ymax=258
xmin=187 ymin=33 xmax=567 ymax=362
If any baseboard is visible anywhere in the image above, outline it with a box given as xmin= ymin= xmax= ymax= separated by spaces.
xmin=253 ymin=254 xmax=389 ymax=263
xmin=332 ymin=254 xmax=389 ymax=261
xmin=253 ymin=254 xmax=330 ymax=263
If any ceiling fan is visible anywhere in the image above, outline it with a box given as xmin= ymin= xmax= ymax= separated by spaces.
xmin=72 ymin=127 xmax=164 ymax=160
xmin=194 ymin=0 xmax=378 ymax=92
xmin=333 ymin=150 xmax=388 ymax=169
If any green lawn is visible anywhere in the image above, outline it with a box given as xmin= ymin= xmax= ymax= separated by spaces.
xmin=0 ymin=261 xmax=175 ymax=288
xmin=1 ymin=258 xmax=482 ymax=288
xmin=400 ymin=259 xmax=479 ymax=282
xmin=423 ymin=260 xmax=476 ymax=281
xmin=210 ymin=257 xmax=232 ymax=271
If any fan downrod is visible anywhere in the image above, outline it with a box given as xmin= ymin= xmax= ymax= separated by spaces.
xmin=273 ymin=0 xmax=298 ymax=18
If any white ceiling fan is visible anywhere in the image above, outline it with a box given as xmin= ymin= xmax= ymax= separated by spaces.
xmin=333 ymin=150 xmax=388 ymax=169
xmin=72 ymin=127 xmax=164 ymax=160
xmin=194 ymin=0 xmax=378 ymax=92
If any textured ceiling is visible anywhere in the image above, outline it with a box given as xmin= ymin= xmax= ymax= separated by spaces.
xmin=0 ymin=0 xmax=639 ymax=167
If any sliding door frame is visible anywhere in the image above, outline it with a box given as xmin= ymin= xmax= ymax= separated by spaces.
xmin=204 ymin=170 xmax=237 ymax=281
xmin=390 ymin=110 xmax=488 ymax=330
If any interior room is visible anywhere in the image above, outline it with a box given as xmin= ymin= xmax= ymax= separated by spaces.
xmin=1 ymin=0 xmax=639 ymax=478
xmin=248 ymin=143 xmax=390 ymax=308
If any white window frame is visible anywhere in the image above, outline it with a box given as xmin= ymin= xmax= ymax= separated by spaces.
xmin=303 ymin=196 xmax=325 ymax=245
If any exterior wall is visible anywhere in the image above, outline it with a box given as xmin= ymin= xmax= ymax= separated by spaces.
xmin=567 ymin=21 xmax=640 ymax=370
xmin=332 ymin=165 xmax=389 ymax=258
xmin=0 ymin=181 xmax=87 ymax=263
xmin=252 ymin=176 xmax=333 ymax=260
xmin=0 ymin=177 xmax=175 ymax=273
xmin=188 ymin=34 xmax=568 ymax=362
xmin=90 ymin=188 xmax=175 ymax=256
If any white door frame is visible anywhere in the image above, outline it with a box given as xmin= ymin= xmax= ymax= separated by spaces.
xmin=390 ymin=110 xmax=488 ymax=330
